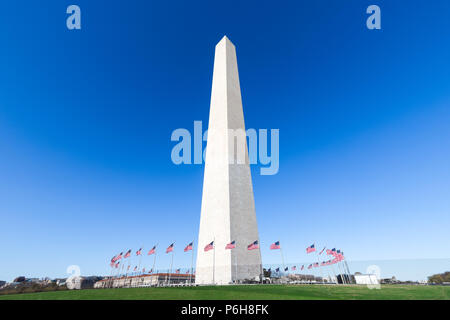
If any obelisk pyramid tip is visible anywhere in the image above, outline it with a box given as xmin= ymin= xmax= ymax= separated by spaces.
xmin=217 ymin=35 xmax=234 ymax=47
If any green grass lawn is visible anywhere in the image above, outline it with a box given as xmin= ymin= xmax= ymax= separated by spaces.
xmin=0 ymin=284 xmax=449 ymax=300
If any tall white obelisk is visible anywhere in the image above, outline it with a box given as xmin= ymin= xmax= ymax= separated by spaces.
xmin=195 ymin=36 xmax=262 ymax=285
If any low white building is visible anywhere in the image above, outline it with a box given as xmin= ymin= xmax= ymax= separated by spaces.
xmin=94 ymin=273 xmax=195 ymax=289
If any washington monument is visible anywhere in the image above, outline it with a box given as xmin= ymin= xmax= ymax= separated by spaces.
xmin=195 ymin=36 xmax=262 ymax=285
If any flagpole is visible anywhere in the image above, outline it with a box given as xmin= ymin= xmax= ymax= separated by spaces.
xmin=138 ymin=245 xmax=143 ymax=277
xmin=235 ymin=241 xmax=239 ymax=284
xmin=342 ymin=260 xmax=349 ymax=284
xmin=168 ymin=245 xmax=174 ymax=286
xmin=280 ymin=244 xmax=286 ymax=277
xmin=115 ymin=262 xmax=120 ymax=287
xmin=336 ymin=257 xmax=346 ymax=284
xmin=342 ymin=259 xmax=350 ymax=284
xmin=322 ymin=248 xmax=332 ymax=283
xmin=259 ymin=238 xmax=263 ymax=284
xmin=189 ymin=240 xmax=194 ymax=285
xmin=212 ymin=237 xmax=215 ymax=285
xmin=344 ymin=258 xmax=352 ymax=283
xmin=315 ymin=244 xmax=324 ymax=284
xmin=152 ymin=243 xmax=158 ymax=276
xmin=338 ymin=260 xmax=345 ymax=284
xmin=108 ymin=264 xmax=114 ymax=288
xmin=330 ymin=262 xmax=338 ymax=284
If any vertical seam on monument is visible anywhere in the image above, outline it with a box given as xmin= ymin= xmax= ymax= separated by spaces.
xmin=225 ymin=39 xmax=232 ymax=267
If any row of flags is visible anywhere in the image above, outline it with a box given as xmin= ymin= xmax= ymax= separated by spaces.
xmin=304 ymin=244 xmax=345 ymax=260
xmin=109 ymin=241 xmax=346 ymax=270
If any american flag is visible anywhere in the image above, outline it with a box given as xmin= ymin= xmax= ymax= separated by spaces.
xmin=313 ymin=262 xmax=319 ymax=268
xmin=301 ymin=265 xmax=304 ymax=271
xmin=148 ymin=245 xmax=156 ymax=255
xmin=306 ymin=244 xmax=316 ymax=254
xmin=124 ymin=249 xmax=132 ymax=258
xmin=284 ymin=267 xmax=288 ymax=271
xmin=247 ymin=240 xmax=259 ymax=250
xmin=267 ymin=268 xmax=271 ymax=272
xmin=115 ymin=262 xmax=120 ymax=268
xmin=270 ymin=241 xmax=281 ymax=250
xmin=186 ymin=270 xmax=190 ymax=274
xmin=331 ymin=250 xmax=337 ymax=257
xmin=291 ymin=266 xmax=297 ymax=271
xmin=127 ymin=265 xmax=130 ymax=270
xmin=175 ymin=269 xmax=180 ymax=274
xmin=204 ymin=241 xmax=214 ymax=252
xmin=308 ymin=264 xmax=312 ymax=269
xmin=326 ymin=249 xmax=332 ymax=255
xmin=166 ymin=243 xmax=174 ymax=253
xmin=134 ymin=266 xmax=137 ymax=271
xmin=111 ymin=252 xmax=122 ymax=263
xmin=275 ymin=267 xmax=280 ymax=272
xmin=149 ymin=269 xmax=153 ymax=274
xmin=319 ymin=247 xmax=326 ymax=255
xmin=142 ymin=268 xmax=145 ymax=273
xmin=136 ymin=248 xmax=142 ymax=256
xmin=225 ymin=240 xmax=236 ymax=250
xmin=184 ymin=242 xmax=193 ymax=252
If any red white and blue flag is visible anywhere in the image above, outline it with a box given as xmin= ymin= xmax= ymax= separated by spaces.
xmin=115 ymin=262 xmax=120 ymax=268
xmin=225 ymin=241 xmax=236 ymax=249
xmin=124 ymin=249 xmax=132 ymax=258
xmin=291 ymin=266 xmax=297 ymax=271
xmin=313 ymin=262 xmax=319 ymax=268
xmin=175 ymin=269 xmax=180 ymax=274
xmin=306 ymin=244 xmax=316 ymax=254
xmin=301 ymin=265 xmax=304 ymax=271
xmin=184 ymin=242 xmax=193 ymax=252
xmin=319 ymin=247 xmax=326 ymax=255
xmin=166 ymin=243 xmax=174 ymax=253
xmin=270 ymin=241 xmax=281 ymax=250
xmin=204 ymin=241 xmax=214 ymax=252
xmin=148 ymin=245 xmax=156 ymax=255
xmin=136 ymin=248 xmax=142 ymax=256
xmin=308 ymin=264 xmax=312 ymax=269
xmin=112 ymin=253 xmax=122 ymax=263
xmin=247 ymin=240 xmax=259 ymax=250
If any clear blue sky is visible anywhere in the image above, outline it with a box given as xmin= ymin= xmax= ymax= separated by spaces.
xmin=0 ymin=1 xmax=449 ymax=282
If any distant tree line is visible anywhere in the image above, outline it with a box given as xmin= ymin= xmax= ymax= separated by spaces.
xmin=0 ymin=282 xmax=67 ymax=296
xmin=428 ymin=272 xmax=450 ymax=284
